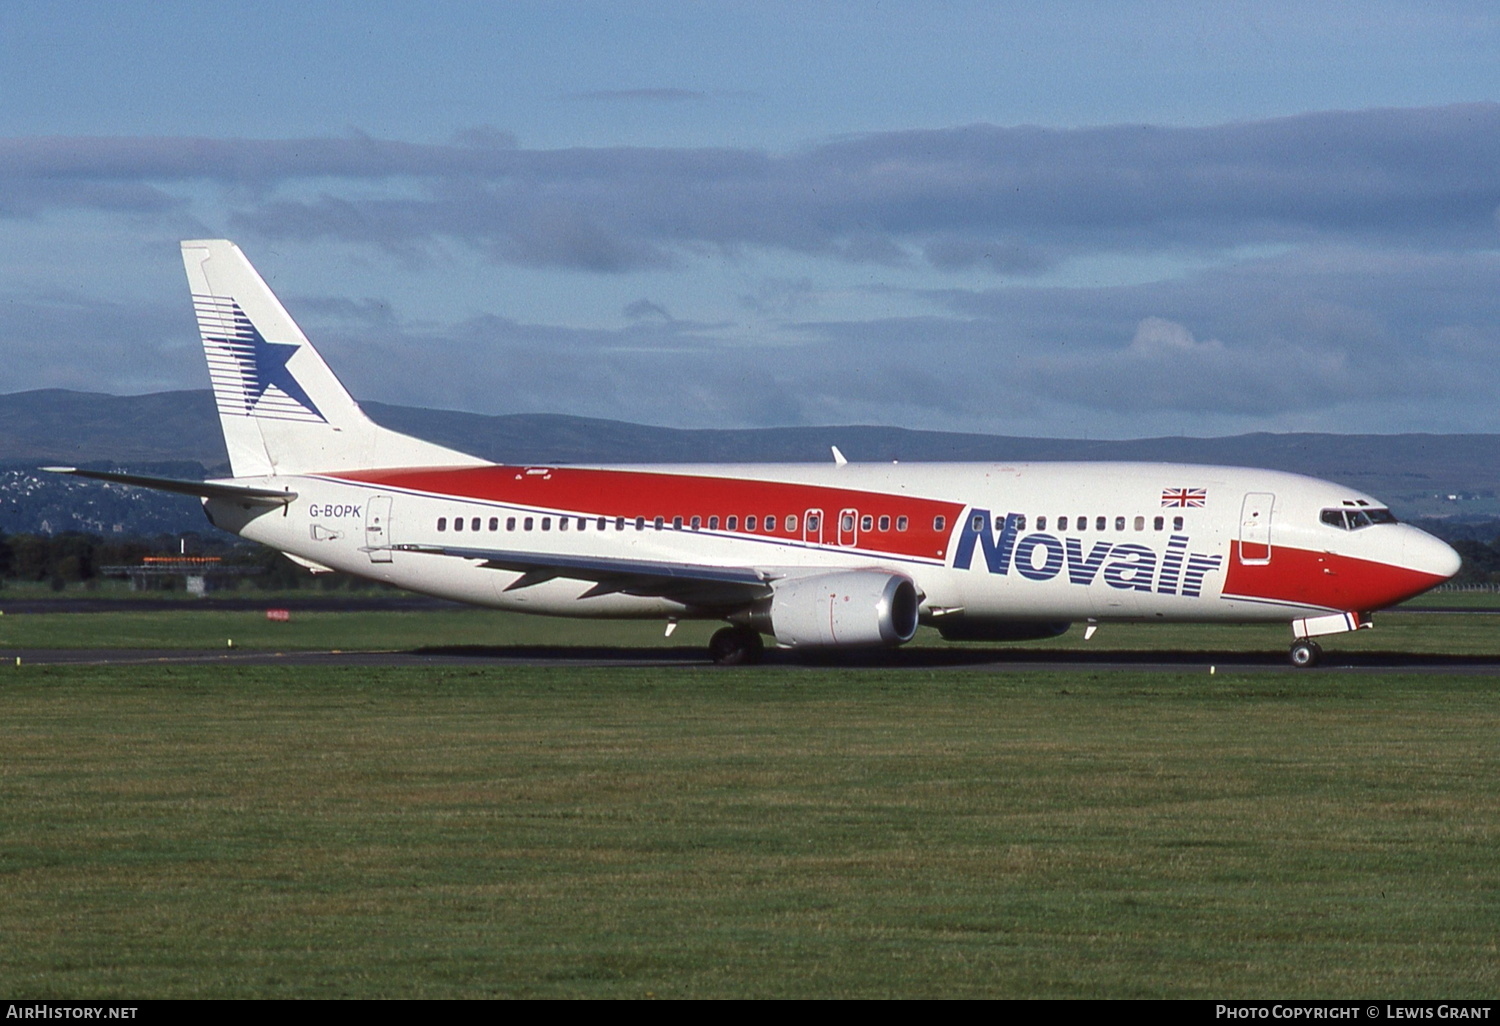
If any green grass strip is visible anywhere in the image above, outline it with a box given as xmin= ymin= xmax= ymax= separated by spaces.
xmin=1 ymin=666 xmax=1496 ymax=998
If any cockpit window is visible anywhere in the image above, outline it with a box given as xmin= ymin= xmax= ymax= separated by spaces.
xmin=1320 ymin=507 xmax=1397 ymax=530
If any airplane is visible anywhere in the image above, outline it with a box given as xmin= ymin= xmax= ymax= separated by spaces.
xmin=48 ymin=240 xmax=1462 ymax=668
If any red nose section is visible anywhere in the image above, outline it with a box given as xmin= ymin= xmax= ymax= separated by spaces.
xmin=1222 ymin=541 xmax=1455 ymax=610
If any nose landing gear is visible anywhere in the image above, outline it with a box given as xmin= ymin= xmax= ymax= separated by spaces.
xmin=1289 ymin=638 xmax=1323 ymax=668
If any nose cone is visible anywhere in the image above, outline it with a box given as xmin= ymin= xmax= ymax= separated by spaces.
xmin=1404 ymin=527 xmax=1462 ymax=584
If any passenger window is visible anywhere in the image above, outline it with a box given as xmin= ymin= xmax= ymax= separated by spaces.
xmin=437 ymin=517 xmax=447 ymax=532
xmin=559 ymin=518 xmax=568 ymax=531
xmin=934 ymin=516 xmax=946 ymax=532
xmin=765 ymin=515 xmax=776 ymax=532
xmin=727 ymin=515 xmax=739 ymax=530
xmin=690 ymin=516 xmax=701 ymax=530
xmin=896 ymin=516 xmax=908 ymax=531
xmin=808 ymin=514 xmax=820 ymax=532
xmin=524 ymin=517 xmax=534 ymax=531
xmin=506 ymin=517 xmax=516 ymax=531
xmin=1058 ymin=516 xmax=1068 ymax=531
xmin=1134 ymin=516 xmax=1144 ymax=531
xmin=541 ymin=517 xmax=551 ymax=531
xmin=1096 ymin=516 xmax=1106 ymax=531
xmin=1173 ymin=516 xmax=1183 ymax=531
xmin=654 ymin=517 xmax=664 ymax=530
xmin=789 ymin=515 xmax=799 ymax=532
xmin=971 ymin=514 xmax=985 ymax=531
xmin=614 ymin=517 xmax=624 ymax=531
xmin=1115 ymin=517 xmax=1125 ymax=531
xmin=1016 ymin=515 xmax=1027 ymax=531
xmin=471 ymin=518 xmax=480 ymax=532
xmin=453 ymin=517 xmax=463 ymax=533
xmin=1153 ymin=516 xmax=1163 ymax=531
xmin=708 ymin=516 xmax=719 ymax=530
xmin=843 ymin=514 xmax=856 ymax=532
xmin=746 ymin=516 xmax=757 ymax=531
xmin=635 ymin=517 xmax=645 ymax=531
xmin=878 ymin=515 xmax=890 ymax=531
xmin=860 ymin=515 xmax=871 ymax=531
xmin=1037 ymin=516 xmax=1047 ymax=531
xmin=489 ymin=517 xmax=499 ymax=531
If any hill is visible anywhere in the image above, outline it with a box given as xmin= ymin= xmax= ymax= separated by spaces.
xmin=2 ymin=389 xmax=1498 ymax=535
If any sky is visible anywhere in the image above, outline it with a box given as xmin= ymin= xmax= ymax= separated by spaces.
xmin=3 ymin=1 xmax=1500 ymax=439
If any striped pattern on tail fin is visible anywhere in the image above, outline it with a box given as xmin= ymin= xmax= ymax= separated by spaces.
xmin=195 ymin=293 xmax=328 ymax=423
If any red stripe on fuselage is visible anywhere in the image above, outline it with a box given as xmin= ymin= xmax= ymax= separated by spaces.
xmin=1222 ymin=541 xmax=1447 ymax=610
xmin=325 ymin=465 xmax=963 ymax=561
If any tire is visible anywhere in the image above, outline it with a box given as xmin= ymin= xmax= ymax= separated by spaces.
xmin=1289 ymin=639 xmax=1322 ymax=669
xmin=710 ymin=626 xmax=765 ymax=666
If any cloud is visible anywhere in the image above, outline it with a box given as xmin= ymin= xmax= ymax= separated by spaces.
xmin=922 ymin=235 xmax=1053 ymax=275
xmin=9 ymin=237 xmax=1500 ymax=438
xmin=0 ymin=293 xmax=194 ymax=396
xmin=6 ymin=104 xmax=1500 ymax=271
xmin=1127 ymin=317 xmax=1224 ymax=357
xmin=623 ymin=298 xmax=672 ymax=321
xmin=8 ymin=106 xmax=1500 ymax=438
xmin=269 ymin=242 xmax=1496 ymax=436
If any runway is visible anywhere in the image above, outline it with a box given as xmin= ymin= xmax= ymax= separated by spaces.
xmin=11 ymin=644 xmax=1500 ymax=674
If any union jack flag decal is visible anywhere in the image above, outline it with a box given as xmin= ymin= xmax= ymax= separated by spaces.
xmin=1162 ymin=487 xmax=1206 ymax=508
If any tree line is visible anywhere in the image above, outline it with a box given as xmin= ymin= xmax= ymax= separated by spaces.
xmin=0 ymin=532 xmax=351 ymax=591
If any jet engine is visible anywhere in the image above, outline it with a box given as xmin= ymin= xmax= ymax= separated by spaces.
xmin=758 ymin=571 xmax=920 ymax=649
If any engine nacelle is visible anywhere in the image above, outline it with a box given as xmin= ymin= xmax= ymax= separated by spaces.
xmin=936 ymin=618 xmax=1071 ymax=642
xmin=763 ymin=571 xmax=919 ymax=649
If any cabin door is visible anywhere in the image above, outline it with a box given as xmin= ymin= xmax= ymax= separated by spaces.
xmin=838 ymin=507 xmax=859 ymax=547
xmin=1238 ymin=492 xmax=1274 ymax=565
xmin=803 ymin=508 xmax=824 ymax=544
xmin=365 ymin=495 xmax=393 ymax=563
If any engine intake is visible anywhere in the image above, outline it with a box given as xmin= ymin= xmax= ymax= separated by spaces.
xmin=763 ymin=571 xmax=919 ymax=649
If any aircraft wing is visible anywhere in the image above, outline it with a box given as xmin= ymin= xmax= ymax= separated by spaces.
xmin=42 ymin=467 xmax=297 ymax=505
xmin=389 ymin=543 xmax=776 ymax=606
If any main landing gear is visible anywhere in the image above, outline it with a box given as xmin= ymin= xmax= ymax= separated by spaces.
xmin=1288 ymin=638 xmax=1323 ymax=669
xmin=709 ymin=626 xmax=765 ymax=666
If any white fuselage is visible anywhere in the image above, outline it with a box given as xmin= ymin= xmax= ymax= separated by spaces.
xmin=206 ymin=460 xmax=1460 ymax=627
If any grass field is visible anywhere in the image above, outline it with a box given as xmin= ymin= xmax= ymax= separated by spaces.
xmin=2 ymin=661 xmax=1498 ymax=998
xmin=3 ymin=603 xmax=1499 ymax=660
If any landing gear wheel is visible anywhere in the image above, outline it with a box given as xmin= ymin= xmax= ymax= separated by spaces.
xmin=709 ymin=626 xmax=765 ymax=666
xmin=1289 ymin=639 xmax=1323 ymax=669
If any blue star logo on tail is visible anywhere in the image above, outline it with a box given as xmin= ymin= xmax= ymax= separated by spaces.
xmin=212 ymin=306 xmax=326 ymax=422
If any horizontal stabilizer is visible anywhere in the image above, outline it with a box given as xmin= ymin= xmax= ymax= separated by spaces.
xmin=42 ymin=467 xmax=296 ymax=505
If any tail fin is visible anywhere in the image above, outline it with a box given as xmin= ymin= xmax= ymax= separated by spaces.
xmin=182 ymin=240 xmax=486 ymax=477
